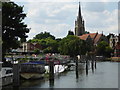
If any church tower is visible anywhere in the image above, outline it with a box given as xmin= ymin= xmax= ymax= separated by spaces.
xmin=75 ymin=2 xmax=85 ymax=36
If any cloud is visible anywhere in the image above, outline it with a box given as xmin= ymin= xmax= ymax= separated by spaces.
xmin=12 ymin=0 xmax=119 ymax=2
xmin=14 ymin=1 xmax=118 ymax=40
xmin=23 ymin=2 xmax=78 ymax=40
xmin=26 ymin=22 xmax=71 ymax=40
xmin=82 ymin=2 xmax=118 ymax=34
xmin=84 ymin=8 xmax=118 ymax=35
xmin=84 ymin=2 xmax=106 ymax=12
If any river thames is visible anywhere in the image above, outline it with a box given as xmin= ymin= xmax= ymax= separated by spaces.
xmin=2 ymin=61 xmax=119 ymax=89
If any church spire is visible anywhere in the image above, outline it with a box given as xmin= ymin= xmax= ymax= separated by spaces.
xmin=78 ymin=2 xmax=82 ymax=18
xmin=75 ymin=2 xmax=85 ymax=36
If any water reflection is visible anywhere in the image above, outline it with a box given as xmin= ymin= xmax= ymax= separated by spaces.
xmin=2 ymin=62 xmax=118 ymax=89
xmin=49 ymin=80 xmax=54 ymax=88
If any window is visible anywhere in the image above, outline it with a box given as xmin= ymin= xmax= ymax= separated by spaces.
xmin=6 ymin=70 xmax=12 ymax=74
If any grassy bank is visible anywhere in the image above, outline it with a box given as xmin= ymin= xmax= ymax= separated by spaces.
xmin=111 ymin=57 xmax=120 ymax=62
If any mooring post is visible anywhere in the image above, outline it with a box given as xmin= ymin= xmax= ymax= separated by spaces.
xmin=49 ymin=61 xmax=54 ymax=81
xmin=76 ymin=57 xmax=79 ymax=78
xmin=86 ymin=60 xmax=88 ymax=75
xmin=91 ymin=56 xmax=94 ymax=72
xmin=13 ymin=63 xmax=20 ymax=87
xmin=49 ymin=60 xmax=54 ymax=87
xmin=95 ymin=59 xmax=96 ymax=69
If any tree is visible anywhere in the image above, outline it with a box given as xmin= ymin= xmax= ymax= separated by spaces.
xmin=42 ymin=37 xmax=59 ymax=53
xmin=96 ymin=41 xmax=113 ymax=57
xmin=28 ymin=37 xmax=59 ymax=53
xmin=85 ymin=31 xmax=90 ymax=34
xmin=34 ymin=32 xmax=55 ymax=40
xmin=34 ymin=49 xmax=40 ymax=54
xmin=96 ymin=41 xmax=108 ymax=56
xmin=105 ymin=46 xmax=113 ymax=57
xmin=67 ymin=30 xmax=74 ymax=36
xmin=2 ymin=2 xmax=29 ymax=62
xmin=58 ymin=35 xmax=89 ymax=57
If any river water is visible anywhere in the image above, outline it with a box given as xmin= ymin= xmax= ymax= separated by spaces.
xmin=2 ymin=61 xmax=119 ymax=89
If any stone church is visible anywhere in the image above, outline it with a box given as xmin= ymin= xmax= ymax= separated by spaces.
xmin=75 ymin=2 xmax=85 ymax=36
xmin=75 ymin=2 xmax=108 ymax=46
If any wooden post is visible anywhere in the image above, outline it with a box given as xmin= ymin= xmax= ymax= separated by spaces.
xmin=95 ymin=59 xmax=96 ymax=69
xmin=13 ymin=64 xmax=20 ymax=86
xmin=91 ymin=56 xmax=94 ymax=72
xmin=91 ymin=60 xmax=94 ymax=70
xmin=86 ymin=60 xmax=88 ymax=75
xmin=49 ymin=61 xmax=54 ymax=87
xmin=76 ymin=57 xmax=79 ymax=78
xmin=49 ymin=61 xmax=54 ymax=81
xmin=49 ymin=79 xmax=54 ymax=88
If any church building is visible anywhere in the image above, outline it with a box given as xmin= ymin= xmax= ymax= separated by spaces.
xmin=75 ymin=2 xmax=85 ymax=36
xmin=74 ymin=2 xmax=108 ymax=46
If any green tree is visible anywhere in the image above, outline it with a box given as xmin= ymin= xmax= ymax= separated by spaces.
xmin=42 ymin=37 xmax=59 ymax=53
xmin=2 ymin=2 xmax=29 ymax=62
xmin=28 ymin=37 xmax=59 ymax=53
xmin=105 ymin=46 xmax=113 ymax=57
xmin=59 ymin=35 xmax=89 ymax=57
xmin=34 ymin=49 xmax=40 ymax=54
xmin=34 ymin=32 xmax=55 ymax=40
xmin=96 ymin=41 xmax=113 ymax=57
xmin=67 ymin=30 xmax=74 ymax=36
xmin=96 ymin=41 xmax=108 ymax=56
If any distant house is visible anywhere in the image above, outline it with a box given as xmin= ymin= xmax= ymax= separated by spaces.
xmin=12 ymin=42 xmax=42 ymax=53
xmin=79 ymin=33 xmax=108 ymax=46
xmin=79 ymin=34 xmax=93 ymax=45
xmin=109 ymin=34 xmax=119 ymax=49
xmin=114 ymin=42 xmax=120 ymax=57
xmin=109 ymin=34 xmax=120 ymax=57
xmin=22 ymin=42 xmax=42 ymax=52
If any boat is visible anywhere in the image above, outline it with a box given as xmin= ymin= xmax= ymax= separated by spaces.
xmin=1 ymin=67 xmax=13 ymax=86
xmin=39 ymin=55 xmax=70 ymax=65
xmin=20 ymin=61 xmax=46 ymax=80
xmin=45 ymin=65 xmax=68 ymax=74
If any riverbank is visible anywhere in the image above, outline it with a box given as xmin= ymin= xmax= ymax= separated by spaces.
xmin=104 ymin=57 xmax=120 ymax=62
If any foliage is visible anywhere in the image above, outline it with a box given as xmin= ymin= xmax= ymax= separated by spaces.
xmin=96 ymin=41 xmax=113 ymax=57
xmin=2 ymin=2 xmax=29 ymax=50
xmin=67 ymin=30 xmax=74 ymax=36
xmin=33 ymin=32 xmax=55 ymax=40
xmin=85 ymin=31 xmax=90 ymax=34
xmin=58 ymin=35 xmax=89 ymax=57
xmin=105 ymin=46 xmax=113 ymax=57
xmin=34 ymin=49 xmax=40 ymax=54
xmin=28 ymin=37 xmax=59 ymax=53
xmin=56 ymin=38 xmax=61 ymax=42
xmin=2 ymin=2 xmax=29 ymax=62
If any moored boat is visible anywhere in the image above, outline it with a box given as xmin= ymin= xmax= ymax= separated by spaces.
xmin=20 ymin=61 xmax=46 ymax=80
xmin=45 ymin=65 xmax=68 ymax=74
xmin=1 ymin=67 xmax=13 ymax=86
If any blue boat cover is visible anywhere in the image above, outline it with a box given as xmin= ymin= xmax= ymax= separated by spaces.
xmin=22 ymin=61 xmax=45 ymax=64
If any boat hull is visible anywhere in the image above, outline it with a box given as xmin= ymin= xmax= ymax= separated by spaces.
xmin=20 ymin=73 xmax=44 ymax=80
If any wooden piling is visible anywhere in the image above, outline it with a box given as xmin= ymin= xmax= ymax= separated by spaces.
xmin=49 ymin=61 xmax=54 ymax=81
xmin=86 ymin=60 xmax=88 ymax=75
xmin=76 ymin=58 xmax=79 ymax=78
xmin=91 ymin=60 xmax=94 ymax=71
xmin=95 ymin=60 xmax=96 ymax=69
xmin=49 ymin=79 xmax=54 ymax=87
xmin=13 ymin=64 xmax=20 ymax=86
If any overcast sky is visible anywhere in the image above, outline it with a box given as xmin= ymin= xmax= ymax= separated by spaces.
xmin=12 ymin=0 xmax=119 ymax=40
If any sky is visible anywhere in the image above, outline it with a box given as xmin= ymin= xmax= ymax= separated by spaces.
xmin=11 ymin=0 xmax=119 ymax=40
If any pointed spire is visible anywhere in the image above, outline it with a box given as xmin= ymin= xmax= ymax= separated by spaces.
xmin=78 ymin=2 xmax=82 ymax=18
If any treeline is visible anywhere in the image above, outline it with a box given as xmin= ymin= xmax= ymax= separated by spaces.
xmin=28 ymin=31 xmax=113 ymax=58
xmin=28 ymin=31 xmax=92 ymax=57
